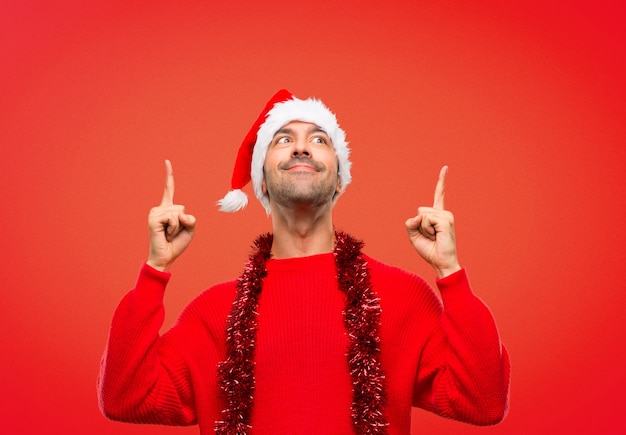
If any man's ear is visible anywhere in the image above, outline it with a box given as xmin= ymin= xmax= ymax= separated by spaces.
xmin=336 ymin=169 xmax=342 ymax=194
xmin=262 ymin=178 xmax=268 ymax=195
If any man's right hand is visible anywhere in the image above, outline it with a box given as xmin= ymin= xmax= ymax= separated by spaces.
xmin=146 ymin=160 xmax=196 ymax=272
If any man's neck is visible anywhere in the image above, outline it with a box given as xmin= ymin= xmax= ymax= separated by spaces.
xmin=269 ymin=203 xmax=335 ymax=259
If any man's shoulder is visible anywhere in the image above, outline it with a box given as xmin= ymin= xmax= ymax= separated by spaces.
xmin=362 ymin=254 xmax=442 ymax=316
xmin=198 ymin=279 xmax=238 ymax=300
xmin=362 ymin=254 xmax=430 ymax=289
xmin=182 ymin=279 xmax=238 ymax=314
xmin=363 ymin=254 xmax=420 ymax=277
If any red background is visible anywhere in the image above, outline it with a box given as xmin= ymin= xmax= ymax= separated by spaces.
xmin=2 ymin=1 xmax=625 ymax=433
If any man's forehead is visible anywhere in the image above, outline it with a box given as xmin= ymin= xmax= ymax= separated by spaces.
xmin=273 ymin=121 xmax=328 ymax=136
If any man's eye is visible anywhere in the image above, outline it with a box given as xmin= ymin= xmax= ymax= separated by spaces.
xmin=276 ymin=137 xmax=291 ymax=144
xmin=311 ymin=136 xmax=327 ymax=144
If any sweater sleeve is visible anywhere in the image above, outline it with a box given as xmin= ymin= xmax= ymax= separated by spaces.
xmin=97 ymin=263 xmax=197 ymax=426
xmin=412 ymin=269 xmax=510 ymax=425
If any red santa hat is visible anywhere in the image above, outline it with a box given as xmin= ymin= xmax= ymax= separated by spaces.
xmin=217 ymin=89 xmax=352 ymax=213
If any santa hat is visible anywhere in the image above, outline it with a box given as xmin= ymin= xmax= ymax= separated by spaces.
xmin=217 ymin=89 xmax=352 ymax=213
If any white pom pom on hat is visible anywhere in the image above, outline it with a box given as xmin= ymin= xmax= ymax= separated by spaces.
xmin=217 ymin=89 xmax=352 ymax=214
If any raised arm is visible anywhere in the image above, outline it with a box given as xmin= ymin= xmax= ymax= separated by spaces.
xmin=98 ymin=160 xmax=199 ymax=425
xmin=406 ymin=167 xmax=510 ymax=424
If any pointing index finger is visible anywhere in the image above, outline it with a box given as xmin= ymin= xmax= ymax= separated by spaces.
xmin=161 ymin=159 xmax=175 ymax=205
xmin=433 ymin=165 xmax=447 ymax=210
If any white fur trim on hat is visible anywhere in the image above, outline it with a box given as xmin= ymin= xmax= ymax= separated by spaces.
xmin=217 ymin=188 xmax=248 ymax=212
xmin=251 ymin=97 xmax=352 ymax=214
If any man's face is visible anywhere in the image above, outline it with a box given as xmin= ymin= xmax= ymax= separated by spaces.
xmin=262 ymin=121 xmax=341 ymax=209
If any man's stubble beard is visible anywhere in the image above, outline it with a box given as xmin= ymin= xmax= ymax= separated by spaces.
xmin=265 ymin=172 xmax=338 ymax=209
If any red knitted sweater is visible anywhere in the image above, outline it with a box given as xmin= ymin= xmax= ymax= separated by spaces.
xmin=98 ymin=253 xmax=509 ymax=434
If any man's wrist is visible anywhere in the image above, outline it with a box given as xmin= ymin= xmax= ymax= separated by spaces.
xmin=435 ymin=263 xmax=462 ymax=279
xmin=146 ymin=259 xmax=169 ymax=273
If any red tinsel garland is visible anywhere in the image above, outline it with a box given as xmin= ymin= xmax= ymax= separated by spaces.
xmin=215 ymin=231 xmax=388 ymax=434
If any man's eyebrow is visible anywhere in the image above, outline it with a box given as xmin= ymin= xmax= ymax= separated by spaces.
xmin=309 ymin=126 xmax=328 ymax=135
xmin=298 ymin=124 xmax=329 ymax=135
xmin=273 ymin=127 xmax=294 ymax=137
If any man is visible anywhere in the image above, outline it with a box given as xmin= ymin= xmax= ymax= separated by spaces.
xmin=98 ymin=89 xmax=510 ymax=434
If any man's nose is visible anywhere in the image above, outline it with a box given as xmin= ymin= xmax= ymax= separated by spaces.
xmin=291 ymin=138 xmax=311 ymax=157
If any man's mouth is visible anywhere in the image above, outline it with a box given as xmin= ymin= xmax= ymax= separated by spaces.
xmin=286 ymin=164 xmax=316 ymax=172
xmin=281 ymin=158 xmax=323 ymax=172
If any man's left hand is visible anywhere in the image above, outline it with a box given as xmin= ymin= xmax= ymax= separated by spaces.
xmin=405 ymin=166 xmax=462 ymax=278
